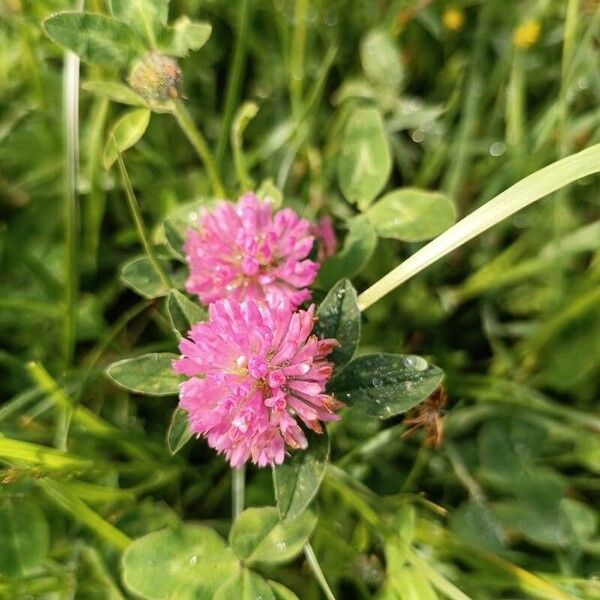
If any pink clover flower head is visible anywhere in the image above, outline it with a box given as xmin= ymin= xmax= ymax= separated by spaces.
xmin=173 ymin=298 xmax=343 ymax=467
xmin=311 ymin=216 xmax=338 ymax=261
xmin=184 ymin=193 xmax=319 ymax=309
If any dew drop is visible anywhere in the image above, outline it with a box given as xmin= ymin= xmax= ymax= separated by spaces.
xmin=489 ymin=141 xmax=506 ymax=157
xmin=411 ymin=128 xmax=425 ymax=143
xmin=276 ymin=541 xmax=287 ymax=551
xmin=372 ymin=377 xmax=382 ymax=387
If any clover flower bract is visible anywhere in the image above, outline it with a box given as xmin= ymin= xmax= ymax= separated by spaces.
xmin=173 ymin=299 xmax=342 ymax=467
xmin=184 ymin=193 xmax=319 ymax=308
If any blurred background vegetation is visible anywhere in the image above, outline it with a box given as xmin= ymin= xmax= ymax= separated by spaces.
xmin=0 ymin=0 xmax=599 ymax=598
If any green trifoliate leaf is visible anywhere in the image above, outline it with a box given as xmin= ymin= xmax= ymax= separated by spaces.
xmin=43 ymin=12 xmax=143 ymax=66
xmin=229 ymin=507 xmax=317 ymax=565
xmin=273 ymin=430 xmax=330 ymax=521
xmin=315 ymin=279 xmax=360 ymax=368
xmin=366 ymin=188 xmax=456 ymax=242
xmin=330 ymin=353 xmax=444 ymax=418
xmin=106 ymin=353 xmax=183 ymax=396
xmin=337 ymin=107 xmax=391 ymax=209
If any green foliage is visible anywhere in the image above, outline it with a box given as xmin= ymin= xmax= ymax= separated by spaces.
xmin=315 ymin=279 xmax=360 ymax=367
xmin=166 ymin=407 xmax=192 ymax=455
xmin=122 ymin=525 xmax=239 ymax=598
xmin=273 ymin=430 xmax=330 ymax=520
xmin=105 ymin=353 xmax=183 ymax=395
xmin=43 ymin=12 xmax=143 ymax=66
xmin=229 ymin=507 xmax=316 ymax=565
xmin=366 ymin=188 xmax=456 ymax=242
xmin=337 ymin=107 xmax=391 ymax=209
xmin=0 ymin=500 xmax=50 ymax=577
xmin=2 ymin=1 xmax=600 ymax=598
xmin=103 ymin=108 xmax=151 ymax=168
xmin=316 ymin=216 xmax=377 ymax=289
xmin=166 ymin=290 xmax=207 ymax=337
xmin=331 ymin=354 xmax=444 ymax=418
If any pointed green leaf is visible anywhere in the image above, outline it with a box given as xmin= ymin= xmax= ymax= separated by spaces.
xmin=269 ymin=581 xmax=301 ymax=600
xmin=315 ymin=279 xmax=360 ymax=368
xmin=229 ymin=507 xmax=317 ymax=566
xmin=122 ymin=525 xmax=239 ymax=599
xmin=0 ymin=500 xmax=50 ymax=577
xmin=167 ymin=290 xmax=207 ymax=337
xmin=215 ymin=569 xmax=276 ymax=600
xmin=104 ymin=108 xmax=151 ymax=169
xmin=164 ymin=218 xmax=187 ymax=261
xmin=43 ymin=12 xmax=142 ymax=66
xmin=106 ymin=353 xmax=183 ymax=396
xmin=366 ymin=188 xmax=456 ymax=242
xmin=337 ymin=107 xmax=391 ymax=209
xmin=330 ymin=353 xmax=444 ymax=418
xmin=256 ymin=178 xmax=283 ymax=209
xmin=316 ymin=216 xmax=377 ymax=289
xmin=273 ymin=430 xmax=330 ymax=520
xmin=166 ymin=407 xmax=192 ymax=455
xmin=160 ymin=17 xmax=212 ymax=57
xmin=82 ymin=81 xmax=148 ymax=107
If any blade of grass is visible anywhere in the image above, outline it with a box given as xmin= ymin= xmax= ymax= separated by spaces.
xmin=38 ymin=479 xmax=131 ymax=551
xmin=62 ymin=0 xmax=84 ymax=371
xmin=215 ymin=0 xmax=251 ymax=167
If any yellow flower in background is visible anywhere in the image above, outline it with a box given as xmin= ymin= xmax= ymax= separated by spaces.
xmin=443 ymin=7 xmax=465 ymax=31
xmin=513 ymin=19 xmax=541 ymax=49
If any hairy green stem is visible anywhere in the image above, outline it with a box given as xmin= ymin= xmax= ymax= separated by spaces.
xmin=173 ymin=100 xmax=225 ymax=197
xmin=216 ymin=0 xmax=251 ymax=167
xmin=116 ymin=153 xmax=171 ymax=289
xmin=304 ymin=543 xmax=336 ymax=600
xmin=232 ymin=465 xmax=245 ymax=520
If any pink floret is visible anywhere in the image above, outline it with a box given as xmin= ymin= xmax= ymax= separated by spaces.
xmin=173 ymin=299 xmax=343 ymax=467
xmin=184 ymin=193 xmax=319 ymax=309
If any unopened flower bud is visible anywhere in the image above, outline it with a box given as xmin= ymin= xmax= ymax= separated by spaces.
xmin=128 ymin=52 xmax=183 ymax=104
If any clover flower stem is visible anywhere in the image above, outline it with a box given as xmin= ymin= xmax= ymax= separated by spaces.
xmin=116 ymin=153 xmax=172 ymax=290
xmin=231 ymin=465 xmax=245 ymax=520
xmin=173 ymin=100 xmax=226 ymax=198
xmin=357 ymin=143 xmax=600 ymax=312
xmin=304 ymin=543 xmax=336 ymax=600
